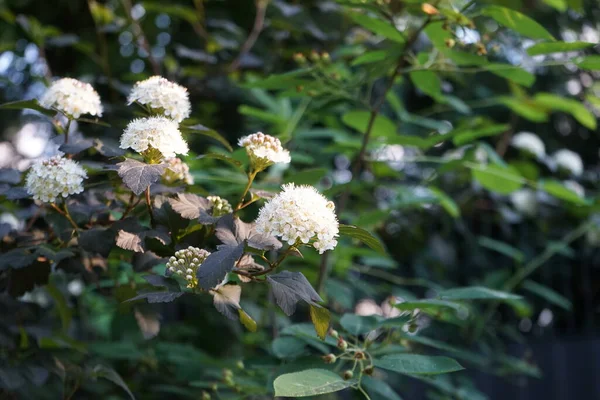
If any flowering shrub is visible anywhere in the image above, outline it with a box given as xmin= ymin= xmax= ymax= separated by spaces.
xmin=0 ymin=1 xmax=599 ymax=399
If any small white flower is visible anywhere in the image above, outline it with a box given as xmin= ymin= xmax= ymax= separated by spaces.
xmin=40 ymin=78 xmax=103 ymax=118
xmin=127 ymin=76 xmax=191 ymax=123
xmin=563 ymin=180 xmax=585 ymax=198
xmin=163 ymin=157 xmax=194 ymax=185
xmin=120 ymin=117 xmax=189 ymax=159
xmin=25 ymin=156 xmax=87 ymax=203
xmin=255 ymin=183 xmax=338 ymax=254
xmin=67 ymin=279 xmax=84 ymax=296
xmin=238 ymin=132 xmax=291 ymax=169
xmin=166 ymin=246 xmax=211 ymax=288
xmin=207 ymin=195 xmax=233 ymax=217
xmin=510 ymin=189 xmax=537 ymax=217
xmin=553 ymin=149 xmax=583 ymax=176
xmin=511 ymin=132 xmax=545 ymax=159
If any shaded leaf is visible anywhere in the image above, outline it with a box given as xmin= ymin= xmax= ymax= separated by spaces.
xmin=348 ymin=13 xmax=404 ymax=43
xmin=116 ymin=230 xmax=144 ymax=253
xmin=211 ymin=284 xmax=241 ymax=320
xmin=374 ymin=354 xmax=464 ymax=375
xmin=526 ymin=41 xmax=593 ymax=56
xmin=482 ymin=6 xmax=554 ymax=40
xmin=196 ymin=242 xmax=245 ymax=290
xmin=127 ymin=291 xmax=183 ymax=304
xmin=472 ymin=164 xmax=523 ymax=194
xmin=342 ymin=110 xmax=395 ymax=138
xmin=91 ymin=365 xmax=135 ymax=400
xmin=437 ymin=286 xmax=521 ymax=301
xmin=534 ymin=93 xmax=596 ymax=130
xmin=478 ymin=236 xmax=525 ymax=262
xmin=362 ymin=376 xmax=403 ymax=400
xmin=340 ymin=313 xmax=380 ymax=335
xmin=267 ymin=271 xmax=323 ymax=316
xmin=168 ymin=193 xmax=210 ymax=220
xmin=339 ymin=224 xmax=385 ymax=254
xmin=134 ymin=309 xmax=160 ymax=340
xmin=522 ymin=280 xmax=572 ymax=310
xmin=184 ymin=124 xmax=232 ymax=152
xmin=117 ymin=159 xmax=166 ymax=196
xmin=485 ymin=64 xmax=535 ymax=87
xmin=0 ymin=99 xmax=56 ymax=117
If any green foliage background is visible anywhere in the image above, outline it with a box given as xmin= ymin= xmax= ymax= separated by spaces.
xmin=0 ymin=0 xmax=599 ymax=399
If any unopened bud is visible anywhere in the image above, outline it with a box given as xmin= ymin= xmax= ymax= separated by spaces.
xmin=354 ymin=351 xmax=366 ymax=360
xmin=296 ymin=85 xmax=304 ymax=93
xmin=445 ymin=38 xmax=456 ymax=48
xmin=337 ymin=338 xmax=348 ymax=351
xmin=343 ymin=370 xmax=354 ymax=380
xmin=223 ymin=369 xmax=233 ymax=379
xmin=329 ymin=329 xmax=339 ymax=339
xmin=322 ymin=354 xmax=337 ymax=364
xmin=309 ymin=50 xmax=320 ymax=62
xmin=293 ymin=53 xmax=306 ymax=64
xmin=321 ymin=52 xmax=330 ymax=62
xmin=202 ymin=391 xmax=211 ymax=400
xmin=421 ymin=3 xmax=439 ymax=15
xmin=363 ymin=365 xmax=374 ymax=376
xmin=476 ymin=43 xmax=487 ymax=56
xmin=236 ymin=360 xmax=245 ymax=370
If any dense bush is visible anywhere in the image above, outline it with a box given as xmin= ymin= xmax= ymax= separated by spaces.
xmin=0 ymin=0 xmax=599 ymax=399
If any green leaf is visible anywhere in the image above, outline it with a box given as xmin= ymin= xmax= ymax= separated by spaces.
xmin=394 ymin=299 xmax=464 ymax=313
xmin=309 ymin=305 xmax=330 ymax=340
xmin=0 ymin=99 xmax=56 ymax=117
xmin=425 ymin=22 xmax=487 ymax=67
xmin=284 ymin=168 xmax=327 ymax=185
xmin=526 ymin=41 xmax=593 ymax=56
xmin=485 ymin=64 xmax=535 ymax=87
xmin=498 ymin=96 xmax=548 ymax=122
xmin=540 ymin=180 xmax=587 ymax=205
xmin=339 ymin=313 xmax=380 ymax=336
xmin=577 ymin=55 xmax=600 ymax=71
xmin=533 ymin=93 xmax=596 ymax=130
xmin=522 ymin=280 xmax=572 ymax=310
xmin=452 ymin=124 xmax=509 ymax=146
xmin=90 ymin=365 xmax=135 ymax=400
xmin=375 ymin=354 xmax=464 ymax=375
xmin=482 ymin=6 xmax=554 ymax=40
xmin=351 ymin=50 xmax=387 ymax=66
xmin=183 ymin=124 xmax=232 ymax=152
xmin=477 ymin=236 xmax=525 ymax=263
xmin=274 ymin=369 xmax=354 ymax=397
xmin=196 ymin=152 xmax=244 ymax=170
xmin=428 ymin=187 xmax=460 ymax=218
xmin=342 ymin=110 xmax=396 ymax=138
xmin=243 ymin=69 xmax=311 ymax=89
xmin=362 ymin=376 xmax=403 ymax=400
xmin=348 ymin=13 xmax=404 ymax=43
xmin=238 ymin=309 xmax=257 ymax=332
xmin=46 ymin=283 xmax=72 ymax=332
xmin=437 ymin=286 xmax=522 ymax=301
xmin=541 ymin=0 xmax=567 ymax=11
xmin=339 ymin=224 xmax=386 ymax=254
xmin=271 ymin=336 xmax=306 ymax=359
xmin=410 ymin=70 xmax=442 ymax=99
xmin=471 ymin=164 xmax=524 ymax=194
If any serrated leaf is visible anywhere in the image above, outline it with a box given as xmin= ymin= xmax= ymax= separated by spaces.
xmin=348 ymin=13 xmax=404 ymax=43
xmin=267 ymin=271 xmax=323 ymax=316
xmin=482 ymin=6 xmax=554 ymax=40
xmin=216 ymin=214 xmax=282 ymax=250
xmin=0 ymin=99 xmax=56 ymax=117
xmin=274 ymin=369 xmax=354 ymax=397
xmin=526 ymin=41 xmax=593 ymax=56
xmin=309 ymin=305 xmax=330 ymax=340
xmin=339 ymin=224 xmax=385 ymax=254
xmin=183 ymin=124 xmax=233 ymax=152
xmin=472 ymin=164 xmax=524 ymax=194
xmin=168 ymin=193 xmax=210 ymax=219
xmin=437 ymin=286 xmax=521 ymax=301
xmin=375 ymin=354 xmax=464 ymax=375
xmin=340 ymin=313 xmax=380 ymax=336
xmin=116 ymin=230 xmax=144 ymax=253
xmin=238 ymin=309 xmax=257 ymax=332
xmin=196 ymin=242 xmax=245 ymax=290
xmin=127 ymin=291 xmax=183 ymax=304
xmin=117 ymin=159 xmax=166 ymax=195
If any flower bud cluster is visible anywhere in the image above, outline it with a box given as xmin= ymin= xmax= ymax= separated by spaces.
xmin=167 ymin=247 xmax=211 ymax=288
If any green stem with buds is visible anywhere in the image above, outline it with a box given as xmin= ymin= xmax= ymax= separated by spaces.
xmin=235 ymin=170 xmax=257 ymax=212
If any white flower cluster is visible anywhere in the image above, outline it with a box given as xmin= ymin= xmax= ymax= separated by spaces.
xmin=511 ymin=132 xmax=545 ymax=159
xmin=255 ymin=183 xmax=338 ymax=254
xmin=238 ymin=132 xmax=291 ymax=169
xmin=163 ymin=157 xmax=194 ymax=185
xmin=553 ymin=149 xmax=583 ymax=176
xmin=207 ymin=195 xmax=233 ymax=217
xmin=167 ymin=246 xmax=211 ymax=288
xmin=25 ymin=156 xmax=87 ymax=203
xmin=127 ymin=76 xmax=191 ymax=123
xmin=120 ymin=117 xmax=189 ymax=159
xmin=40 ymin=78 xmax=103 ymax=118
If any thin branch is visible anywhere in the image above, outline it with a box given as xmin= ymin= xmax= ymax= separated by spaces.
xmin=192 ymin=0 xmax=210 ymax=42
xmin=145 ymin=186 xmax=155 ymax=226
xmin=121 ymin=0 xmax=161 ymax=75
xmin=228 ymin=0 xmax=268 ymax=72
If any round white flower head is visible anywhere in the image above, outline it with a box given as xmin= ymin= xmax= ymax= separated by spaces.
xmin=40 ymin=78 xmax=102 ymax=118
xmin=207 ymin=195 xmax=232 ymax=217
xmin=563 ymin=180 xmax=585 ymax=198
xmin=127 ymin=76 xmax=191 ymax=123
xmin=120 ymin=117 xmax=189 ymax=159
xmin=163 ymin=157 xmax=194 ymax=185
xmin=553 ymin=149 xmax=583 ymax=176
xmin=510 ymin=189 xmax=537 ymax=217
xmin=355 ymin=299 xmax=383 ymax=317
xmin=511 ymin=132 xmax=545 ymax=159
xmin=254 ymin=183 xmax=338 ymax=254
xmin=238 ymin=132 xmax=291 ymax=170
xmin=166 ymin=246 xmax=211 ymax=288
xmin=25 ymin=156 xmax=87 ymax=203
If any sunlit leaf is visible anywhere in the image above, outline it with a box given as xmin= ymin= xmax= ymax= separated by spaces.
xmin=273 ymin=369 xmax=354 ymax=397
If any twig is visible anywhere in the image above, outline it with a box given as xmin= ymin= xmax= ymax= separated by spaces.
xmin=120 ymin=192 xmax=137 ymax=220
xmin=145 ymin=186 xmax=155 ymax=226
xmin=50 ymin=203 xmax=79 ymax=233
xmin=192 ymin=0 xmax=210 ymax=42
xmin=228 ymin=0 xmax=268 ymax=72
xmin=121 ymin=0 xmax=161 ymax=75
xmin=316 ymin=17 xmax=433 ymax=294
xmin=234 ymin=170 xmax=257 ymax=212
